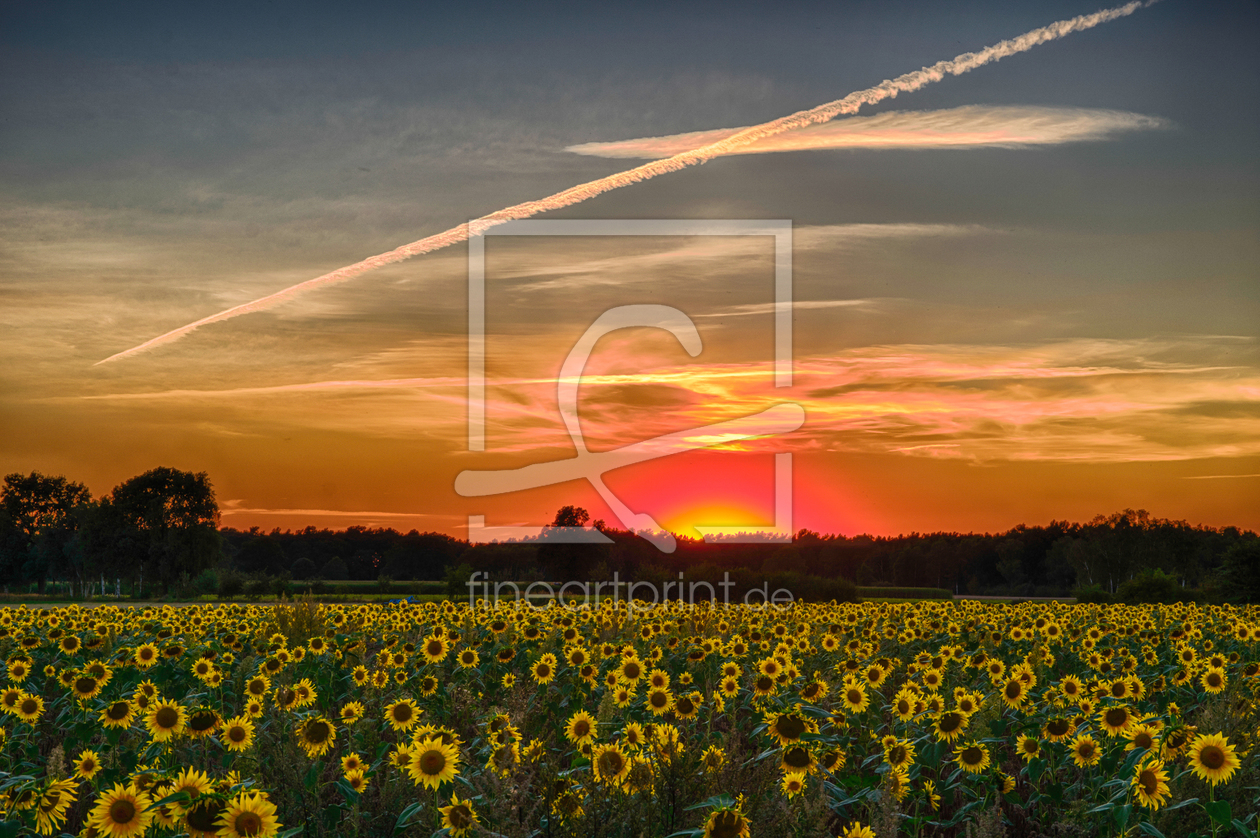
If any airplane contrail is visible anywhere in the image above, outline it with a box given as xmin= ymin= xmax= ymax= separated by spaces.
xmin=97 ymin=1 xmax=1153 ymax=365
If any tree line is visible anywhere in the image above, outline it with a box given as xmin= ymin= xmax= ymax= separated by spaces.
xmin=2 ymin=471 xmax=1258 ymax=601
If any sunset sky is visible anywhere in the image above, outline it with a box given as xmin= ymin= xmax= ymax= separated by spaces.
xmin=2 ymin=0 xmax=1257 ymax=541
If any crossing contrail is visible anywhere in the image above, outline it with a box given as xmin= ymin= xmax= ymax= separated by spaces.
xmin=97 ymin=1 xmax=1153 ymax=365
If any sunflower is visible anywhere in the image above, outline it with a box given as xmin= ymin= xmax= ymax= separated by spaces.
xmin=409 ymin=737 xmax=460 ymax=790
xmin=184 ymin=798 xmax=228 ymax=838
xmin=166 ymin=768 xmax=212 ymax=815
xmin=700 ymin=744 xmax=726 ymax=773
xmin=781 ymin=771 xmax=807 ymax=799
xmin=389 ymin=743 xmax=415 ymax=772
xmin=1188 ymin=732 xmax=1241 ymax=786
xmin=702 ymin=804 xmax=750 ymax=838
xmin=882 ymin=688 xmax=913 ymax=722
xmin=674 ymin=691 xmax=702 ymax=720
xmin=436 ymin=793 xmax=478 ymax=837
xmin=1070 ymin=733 xmax=1101 ymax=768
xmin=457 ymin=648 xmax=479 ymax=669
xmin=344 ymin=770 xmax=370 ymax=793
xmin=13 ymin=692 xmax=44 ymax=723
xmin=330 ymin=700 xmax=360 ymax=725
xmin=645 ymin=688 xmax=673 ymax=716
xmin=145 ymin=700 xmax=186 ymax=742
xmin=221 ymin=715 xmax=255 ymax=752
xmin=780 ymin=744 xmax=816 ymax=774
xmin=1043 ymin=717 xmax=1075 ymax=743
xmin=839 ymin=683 xmax=869 ymax=714
xmin=954 ymin=741 xmax=991 ymax=774
xmin=245 ymin=675 xmax=270 ymax=699
xmin=71 ymin=674 xmax=103 ymax=700
xmin=933 ymin=711 xmax=969 ymax=743
xmin=923 ymin=779 xmax=941 ymax=812
xmin=884 ymin=738 xmax=915 ymax=770
xmin=277 ymin=687 xmax=300 ymax=711
xmin=97 ymin=698 xmax=136 ymax=729
xmin=89 ymin=783 xmax=153 ymax=837
xmin=35 ymin=777 xmax=77 ymax=835
xmin=999 ymin=678 xmax=1027 ymax=709
xmin=74 ymin=749 xmax=103 ymax=781
xmin=653 ymin=724 xmax=685 ymax=762
xmin=800 ymin=677 xmax=828 ymax=702
xmin=1099 ymin=705 xmax=1133 ymax=737
xmin=1015 ymin=734 xmax=1041 ymax=762
xmin=565 ymin=711 xmax=598 ymax=746
xmin=752 ymin=674 xmax=777 ymax=698
xmin=384 ymin=698 xmax=421 ymax=732
xmin=1131 ymin=757 xmax=1171 ymax=810
xmin=767 ymin=712 xmax=810 ymax=746
xmin=1200 ymin=667 xmax=1227 ymax=694
xmin=1126 ymin=723 xmax=1159 ymax=752
xmin=0 ymin=687 xmax=23 ymax=713
xmin=531 ymin=655 xmax=557 ymax=685
xmin=592 ymin=743 xmax=631 ymax=785
xmin=296 ymin=715 xmax=336 ymax=758
xmin=185 ymin=708 xmax=221 ymax=739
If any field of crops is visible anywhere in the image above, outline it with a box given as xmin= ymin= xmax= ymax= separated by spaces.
xmin=0 ymin=598 xmax=1257 ymax=838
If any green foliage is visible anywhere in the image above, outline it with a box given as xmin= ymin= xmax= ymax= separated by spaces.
xmin=1221 ymin=537 xmax=1260 ymax=603
xmin=290 ymin=557 xmax=317 ymax=580
xmin=1072 ymin=584 xmax=1115 ymax=604
xmin=1116 ymin=568 xmax=1196 ymax=604
xmin=192 ymin=568 xmax=219 ymax=595
xmin=217 ymin=569 xmax=245 ymax=599
xmin=445 ymin=563 xmax=474 ymax=598
xmin=320 ymin=556 xmax=348 ymax=580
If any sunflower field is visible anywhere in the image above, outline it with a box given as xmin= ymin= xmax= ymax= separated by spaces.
xmin=0 ymin=596 xmax=1258 ymax=838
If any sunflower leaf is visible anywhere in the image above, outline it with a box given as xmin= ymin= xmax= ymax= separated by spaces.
xmin=393 ymin=802 xmax=423 ymax=832
xmin=1163 ymin=797 xmax=1199 ymax=811
xmin=1205 ymin=800 xmax=1232 ymax=827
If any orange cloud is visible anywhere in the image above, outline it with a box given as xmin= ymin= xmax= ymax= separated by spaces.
xmin=566 ymin=106 xmax=1166 ymax=159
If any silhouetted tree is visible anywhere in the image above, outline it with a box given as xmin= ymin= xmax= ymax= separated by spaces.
xmin=537 ymin=506 xmax=607 ymax=580
xmin=320 ymin=556 xmax=349 ymax=580
xmin=291 ymin=557 xmax=316 ymax=580
xmin=235 ymin=536 xmax=287 ymax=575
xmin=0 ymin=472 xmax=91 ymax=593
xmin=100 ymin=467 xmax=221 ymax=593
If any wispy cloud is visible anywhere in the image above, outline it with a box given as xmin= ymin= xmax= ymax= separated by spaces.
xmin=220 ymin=506 xmax=447 ymax=519
xmin=95 ymin=1 xmax=1153 ymax=363
xmin=565 ymin=105 xmax=1167 ymax=159
xmin=695 ymin=299 xmax=881 ymax=318
xmin=501 ymin=223 xmax=982 ymax=292
xmin=1178 ymin=473 xmax=1260 ymax=480
xmin=78 ymin=335 xmax=1258 ymax=466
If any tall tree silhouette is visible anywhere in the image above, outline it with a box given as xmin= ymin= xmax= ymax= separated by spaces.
xmin=0 ymin=472 xmax=91 ymax=592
